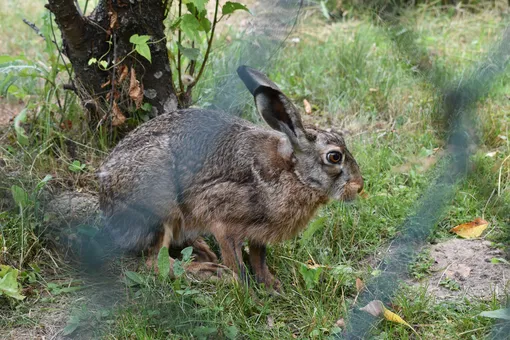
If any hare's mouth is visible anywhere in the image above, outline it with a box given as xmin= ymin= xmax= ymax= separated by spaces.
xmin=340 ymin=192 xmax=359 ymax=203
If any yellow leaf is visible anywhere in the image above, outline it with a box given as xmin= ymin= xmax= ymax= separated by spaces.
xmin=355 ymin=278 xmax=364 ymax=292
xmin=303 ymin=99 xmax=312 ymax=115
xmin=360 ymin=300 xmax=418 ymax=335
xmin=450 ymin=218 xmax=488 ymax=239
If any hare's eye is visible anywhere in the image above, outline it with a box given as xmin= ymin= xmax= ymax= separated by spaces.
xmin=326 ymin=151 xmax=342 ymax=164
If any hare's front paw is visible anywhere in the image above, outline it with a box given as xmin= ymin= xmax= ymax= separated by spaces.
xmin=256 ymin=272 xmax=282 ymax=292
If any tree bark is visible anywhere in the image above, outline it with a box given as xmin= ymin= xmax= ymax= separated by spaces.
xmin=47 ymin=0 xmax=178 ymax=129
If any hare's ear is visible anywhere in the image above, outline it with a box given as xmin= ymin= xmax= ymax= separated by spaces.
xmin=237 ymin=66 xmax=305 ymax=147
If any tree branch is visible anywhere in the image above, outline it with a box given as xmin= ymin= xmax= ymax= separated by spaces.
xmin=46 ymin=0 xmax=89 ymax=58
xmin=186 ymin=0 xmax=219 ymax=90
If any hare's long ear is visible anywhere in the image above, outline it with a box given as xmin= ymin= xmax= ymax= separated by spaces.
xmin=237 ymin=66 xmax=306 ymax=147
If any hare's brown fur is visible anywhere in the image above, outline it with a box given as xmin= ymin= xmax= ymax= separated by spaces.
xmin=98 ymin=67 xmax=363 ymax=288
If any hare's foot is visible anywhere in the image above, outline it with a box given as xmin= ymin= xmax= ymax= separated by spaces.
xmin=249 ymin=243 xmax=281 ymax=292
xmin=190 ymin=237 xmax=218 ymax=263
xmin=185 ymin=262 xmax=237 ymax=282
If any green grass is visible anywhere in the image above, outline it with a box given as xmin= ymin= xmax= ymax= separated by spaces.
xmin=1 ymin=1 xmax=509 ymax=339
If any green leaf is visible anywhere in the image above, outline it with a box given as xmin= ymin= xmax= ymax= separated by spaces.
xmin=491 ymin=257 xmax=510 ymax=264
xmin=188 ymin=0 xmax=208 ymax=12
xmin=129 ymin=34 xmax=151 ymax=45
xmin=13 ymin=108 xmax=28 ymax=146
xmin=300 ymin=216 xmax=326 ymax=245
xmin=319 ymin=1 xmax=331 ymax=20
xmin=157 ymin=246 xmax=171 ymax=278
xmin=141 ymin=102 xmax=152 ymax=112
xmin=299 ymin=263 xmax=323 ymax=290
xmin=181 ymin=14 xmax=202 ymax=42
xmin=0 ymin=269 xmax=25 ymax=300
xmin=222 ymin=1 xmax=249 ymax=15
xmin=135 ymin=43 xmax=152 ymax=63
xmin=181 ymin=246 xmax=194 ymax=262
xmin=88 ymin=57 xmax=97 ymax=65
xmin=177 ymin=43 xmax=200 ymax=61
xmin=69 ymin=160 xmax=86 ymax=172
xmin=0 ymin=265 xmax=12 ymax=278
xmin=193 ymin=326 xmax=217 ymax=338
xmin=35 ymin=174 xmax=52 ymax=192
xmin=11 ymin=185 xmax=28 ymax=208
xmin=198 ymin=14 xmax=211 ymax=33
xmin=479 ymin=308 xmax=510 ymax=320
xmin=173 ymin=260 xmax=185 ymax=277
xmin=124 ymin=271 xmax=144 ymax=286
xmin=62 ymin=316 xmax=80 ymax=336
xmin=98 ymin=60 xmax=109 ymax=69
xmin=224 ymin=325 xmax=239 ymax=340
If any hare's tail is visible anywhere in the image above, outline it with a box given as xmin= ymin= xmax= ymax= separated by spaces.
xmin=80 ymin=203 xmax=162 ymax=269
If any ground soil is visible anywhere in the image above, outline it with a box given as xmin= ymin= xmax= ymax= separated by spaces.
xmin=412 ymin=238 xmax=510 ymax=300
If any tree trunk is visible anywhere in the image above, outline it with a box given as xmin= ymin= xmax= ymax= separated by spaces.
xmin=47 ymin=0 xmax=178 ymax=129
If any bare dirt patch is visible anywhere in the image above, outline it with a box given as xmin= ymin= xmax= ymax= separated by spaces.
xmin=1 ymin=295 xmax=72 ymax=340
xmin=413 ymin=238 xmax=510 ymax=300
xmin=0 ymin=100 xmax=24 ymax=127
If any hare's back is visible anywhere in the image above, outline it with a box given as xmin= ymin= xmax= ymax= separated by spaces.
xmin=98 ymin=109 xmax=246 ymax=207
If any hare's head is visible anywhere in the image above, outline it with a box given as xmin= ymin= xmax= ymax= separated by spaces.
xmin=238 ymin=66 xmax=363 ymax=202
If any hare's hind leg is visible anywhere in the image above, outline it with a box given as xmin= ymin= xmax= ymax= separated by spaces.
xmin=148 ymin=222 xmax=232 ymax=280
xmin=145 ymin=221 xmax=175 ymax=273
xmin=190 ymin=237 xmax=218 ymax=263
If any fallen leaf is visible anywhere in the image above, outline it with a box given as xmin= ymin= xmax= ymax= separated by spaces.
xmin=129 ymin=68 xmax=144 ymax=109
xmin=355 ymin=278 xmax=364 ymax=292
xmin=303 ymin=99 xmax=312 ymax=114
xmin=181 ymin=74 xmax=195 ymax=86
xmin=118 ymin=65 xmax=129 ymax=83
xmin=360 ymin=299 xmax=384 ymax=317
xmin=100 ymin=79 xmax=111 ymax=88
xmin=369 ymin=88 xmax=379 ymax=92
xmin=109 ymin=11 xmax=118 ymax=29
xmin=479 ymin=308 xmax=510 ymax=320
xmin=111 ymin=101 xmax=126 ymax=126
xmin=359 ymin=189 xmax=369 ymax=199
xmin=360 ymin=300 xmax=417 ymax=334
xmin=450 ymin=218 xmax=488 ymax=239
xmin=267 ymin=315 xmax=274 ymax=329
xmin=59 ymin=120 xmax=73 ymax=130
xmin=335 ymin=318 xmax=345 ymax=328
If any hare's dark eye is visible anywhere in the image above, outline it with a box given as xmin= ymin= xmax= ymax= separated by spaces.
xmin=326 ymin=151 xmax=342 ymax=164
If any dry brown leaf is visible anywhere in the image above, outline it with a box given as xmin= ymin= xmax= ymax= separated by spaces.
xmin=450 ymin=218 xmax=488 ymax=239
xmin=112 ymin=101 xmax=126 ymax=126
xmin=267 ymin=315 xmax=274 ymax=329
xmin=181 ymin=74 xmax=195 ymax=86
xmin=392 ymin=153 xmax=440 ymax=174
xmin=335 ymin=318 xmax=345 ymax=328
xmin=355 ymin=278 xmax=364 ymax=292
xmin=100 ymin=79 xmax=111 ymax=89
xmin=360 ymin=300 xmax=417 ymax=334
xmin=109 ymin=11 xmax=118 ymax=29
xmin=359 ymin=189 xmax=369 ymax=199
xmin=129 ymin=68 xmax=143 ymax=109
xmin=303 ymin=99 xmax=312 ymax=115
xmin=369 ymin=88 xmax=379 ymax=92
xmin=118 ymin=65 xmax=129 ymax=83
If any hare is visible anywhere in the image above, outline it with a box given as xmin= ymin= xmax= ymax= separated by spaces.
xmin=97 ymin=66 xmax=363 ymax=289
